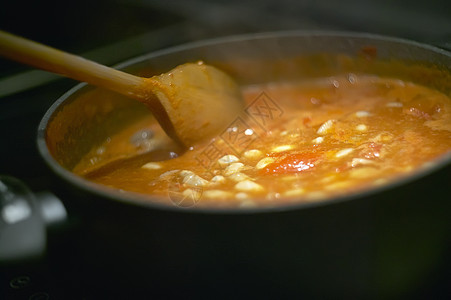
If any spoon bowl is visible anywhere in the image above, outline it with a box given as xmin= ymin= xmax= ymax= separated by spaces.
xmin=140 ymin=61 xmax=243 ymax=146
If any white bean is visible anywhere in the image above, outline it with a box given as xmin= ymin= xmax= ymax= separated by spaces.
xmin=203 ymin=190 xmax=233 ymax=199
xmin=243 ymin=149 xmax=263 ymax=160
xmin=223 ymin=162 xmax=245 ymax=176
xmin=351 ymin=158 xmax=374 ymax=167
xmin=228 ymin=172 xmax=251 ymax=182
xmin=256 ymin=157 xmax=276 ymax=169
xmin=182 ymin=189 xmax=196 ymax=198
xmin=271 ymin=145 xmax=294 ymax=152
xmin=355 ymin=124 xmax=368 ymax=131
xmin=159 ymin=170 xmax=179 ymax=179
xmin=355 ymin=111 xmax=371 ymax=117
xmin=234 ymin=180 xmax=264 ymax=192
xmin=218 ymin=155 xmax=240 ymax=167
xmin=141 ymin=162 xmax=162 ymax=170
xmin=335 ymin=148 xmax=354 ymax=158
xmin=317 ymin=119 xmax=336 ymax=135
xmin=210 ymin=175 xmax=226 ymax=184
xmin=235 ymin=192 xmax=250 ymax=200
xmin=312 ymin=137 xmax=324 ymax=144
xmin=180 ymin=170 xmax=194 ymax=177
xmin=371 ymin=132 xmax=394 ymax=142
xmin=283 ymin=188 xmax=306 ymax=197
xmin=180 ymin=171 xmax=209 ymax=187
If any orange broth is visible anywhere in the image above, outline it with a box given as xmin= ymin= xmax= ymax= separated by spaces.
xmin=74 ymin=75 xmax=451 ymax=208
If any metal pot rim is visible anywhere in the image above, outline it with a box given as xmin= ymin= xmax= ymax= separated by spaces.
xmin=36 ymin=30 xmax=451 ymax=215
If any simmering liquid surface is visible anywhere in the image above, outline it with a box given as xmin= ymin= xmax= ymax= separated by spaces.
xmin=75 ymin=75 xmax=451 ymax=208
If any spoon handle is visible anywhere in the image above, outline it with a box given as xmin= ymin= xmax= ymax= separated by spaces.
xmin=0 ymin=30 xmax=145 ymax=98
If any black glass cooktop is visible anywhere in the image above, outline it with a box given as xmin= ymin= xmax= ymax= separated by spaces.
xmin=1 ymin=0 xmax=450 ymax=299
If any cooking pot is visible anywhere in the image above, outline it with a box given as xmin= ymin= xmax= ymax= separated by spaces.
xmin=34 ymin=32 xmax=450 ymax=298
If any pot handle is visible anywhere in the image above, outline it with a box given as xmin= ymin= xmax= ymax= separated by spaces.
xmin=0 ymin=175 xmax=67 ymax=263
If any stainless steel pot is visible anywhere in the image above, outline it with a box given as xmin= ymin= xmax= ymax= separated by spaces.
xmin=35 ymin=31 xmax=451 ymax=298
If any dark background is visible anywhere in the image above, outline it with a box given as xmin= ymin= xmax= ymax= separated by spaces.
xmin=0 ymin=0 xmax=450 ymax=299
xmin=1 ymin=0 xmax=450 ymax=81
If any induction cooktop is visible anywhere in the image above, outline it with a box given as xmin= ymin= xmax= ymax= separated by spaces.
xmin=1 ymin=0 xmax=450 ymax=298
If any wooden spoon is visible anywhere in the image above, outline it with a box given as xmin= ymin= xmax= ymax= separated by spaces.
xmin=0 ymin=30 xmax=243 ymax=146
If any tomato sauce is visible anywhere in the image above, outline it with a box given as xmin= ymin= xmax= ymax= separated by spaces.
xmin=74 ymin=75 xmax=451 ymax=208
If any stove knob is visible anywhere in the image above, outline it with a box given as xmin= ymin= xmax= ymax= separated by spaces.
xmin=0 ymin=175 xmax=46 ymax=263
